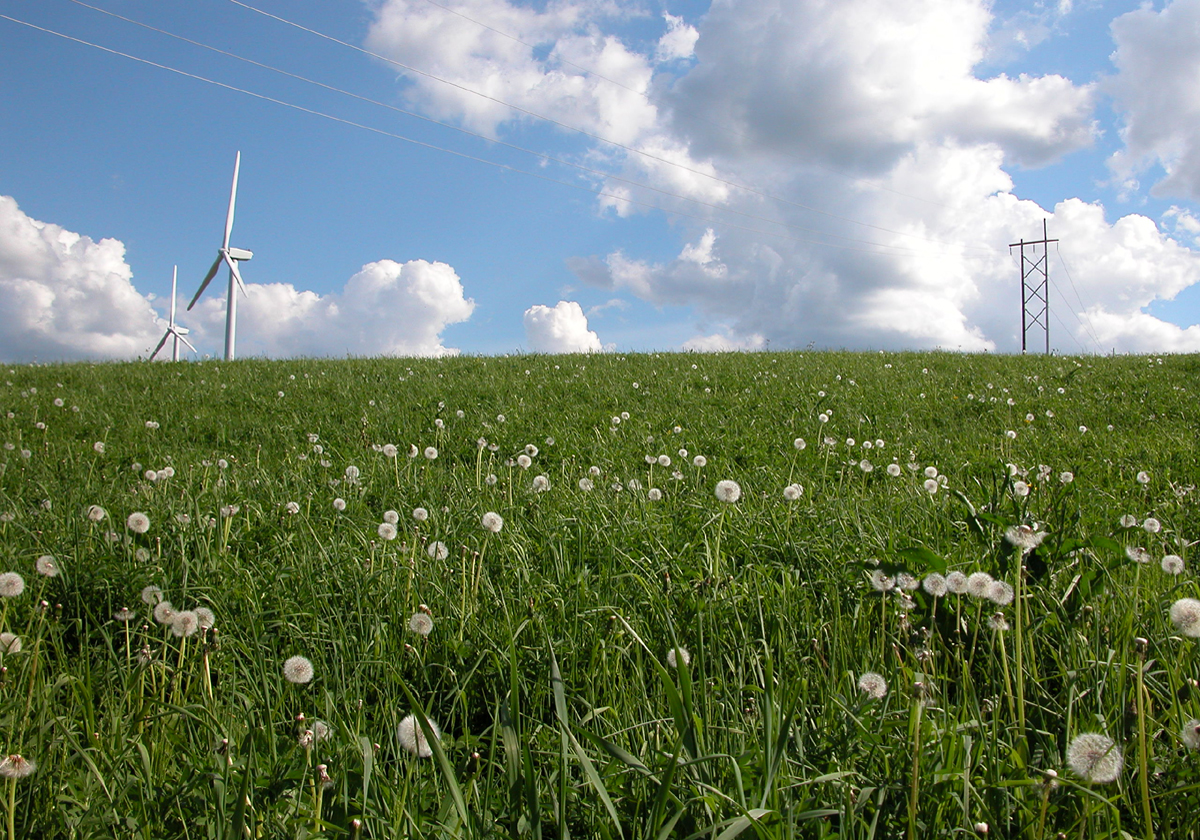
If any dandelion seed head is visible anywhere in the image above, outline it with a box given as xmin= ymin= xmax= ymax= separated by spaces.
xmin=283 ymin=655 xmax=314 ymax=685
xmin=517 ymin=454 xmax=532 ymax=469
xmin=1170 ymin=598 xmax=1200 ymax=636
xmin=859 ymin=459 xmax=874 ymax=472
xmin=482 ymin=511 xmax=503 ymax=533
xmin=1137 ymin=471 xmax=1151 ymax=484
xmin=525 ymin=444 xmax=538 ymax=457
xmin=657 ymin=454 xmax=671 ymax=467
xmin=1143 ymin=517 xmax=1161 ymax=534
xmin=0 ymin=632 xmax=21 ymax=653
xmin=783 ymin=483 xmax=803 ymax=501
xmin=1012 ymin=480 xmax=1030 ymax=498
xmin=924 ymin=466 xmax=939 ymax=479
xmin=793 ymin=438 xmax=807 ymax=450
xmin=171 ymin=610 xmax=200 ymax=637
xmin=126 ymin=512 xmax=150 ymax=534
xmin=1120 ymin=514 xmax=1138 ymax=528
xmin=1066 ymin=733 xmax=1122 ymax=783
xmin=715 ymin=479 xmax=741 ymax=503
xmin=887 ymin=463 xmax=902 ymax=476
xmin=153 ymin=600 xmax=175 ymax=624
xmin=946 ymin=571 xmax=968 ymax=594
xmin=1182 ymin=720 xmax=1200 ymax=750
xmin=0 ymin=755 xmax=35 ymax=780
xmin=194 ymin=607 xmax=216 ymax=629
xmin=647 ymin=488 xmax=662 ymax=501
xmin=86 ymin=504 xmax=107 ymax=522
xmin=1005 ymin=525 xmax=1047 ymax=551
xmin=0 ymin=572 xmax=25 ymax=598
xmin=1060 ymin=471 xmax=1074 ymax=484
xmin=412 ymin=507 xmax=428 ymax=522
xmin=378 ymin=522 xmax=398 ymax=541
xmin=485 ymin=473 xmax=497 ymax=486
xmin=409 ymin=612 xmax=434 ymax=636
xmin=966 ymin=572 xmax=994 ymax=599
xmin=857 ymin=672 xmax=887 ymax=699
xmin=397 ymin=714 xmax=439 ymax=758
xmin=693 ymin=455 xmax=707 ymax=468
xmin=987 ymin=580 xmax=1015 ymax=606
xmin=578 ymin=478 xmax=594 ymax=491
xmin=588 ymin=465 xmax=601 ymax=476
xmin=923 ymin=478 xmax=939 ymax=494
xmin=427 ymin=541 xmax=449 ymax=560
xmin=35 ymin=555 xmax=58 ymax=577
xmin=666 ymin=646 xmax=690 ymax=667
xmin=1126 ymin=546 xmax=1151 ymax=564
xmin=333 ymin=498 xmax=346 ymax=512
xmin=895 ymin=572 xmax=919 ymax=591
xmin=532 ymin=474 xmax=550 ymax=492
xmin=922 ymin=573 xmax=948 ymax=597
xmin=423 ymin=447 xmax=438 ymax=460
xmin=1162 ymin=554 xmax=1185 ymax=575
xmin=869 ymin=569 xmax=894 ymax=592
xmin=140 ymin=584 xmax=163 ymax=605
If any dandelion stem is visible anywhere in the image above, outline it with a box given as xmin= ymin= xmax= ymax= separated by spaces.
xmin=1013 ymin=549 xmax=1027 ymax=751
xmin=5 ymin=777 xmax=15 ymax=840
xmin=907 ymin=693 xmax=924 ymax=840
xmin=1135 ymin=642 xmax=1154 ymax=840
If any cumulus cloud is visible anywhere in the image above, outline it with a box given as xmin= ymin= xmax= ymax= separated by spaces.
xmin=365 ymin=0 xmax=1199 ymax=354
xmin=522 ymin=300 xmax=602 ymax=352
xmin=185 ymin=259 xmax=475 ymax=357
xmin=0 ymin=194 xmax=475 ymax=361
xmin=0 ymin=195 xmax=161 ymax=362
xmin=668 ymin=0 xmax=1096 ymax=170
xmin=1108 ymin=0 xmax=1200 ymax=201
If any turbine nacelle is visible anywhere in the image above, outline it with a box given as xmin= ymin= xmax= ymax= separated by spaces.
xmin=227 ymin=247 xmax=254 ymax=262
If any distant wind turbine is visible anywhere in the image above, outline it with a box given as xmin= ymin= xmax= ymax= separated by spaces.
xmin=187 ymin=151 xmax=254 ymax=361
xmin=150 ymin=266 xmax=196 ymax=362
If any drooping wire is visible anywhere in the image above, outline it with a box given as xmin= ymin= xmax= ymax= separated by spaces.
xmin=1 ymin=12 xmax=969 ymax=258
xmin=59 ymin=0 xmax=958 ymax=255
xmin=223 ymin=0 xmax=1002 ymax=254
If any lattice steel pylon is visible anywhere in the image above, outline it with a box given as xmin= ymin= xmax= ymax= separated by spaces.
xmin=1009 ymin=220 xmax=1057 ymax=354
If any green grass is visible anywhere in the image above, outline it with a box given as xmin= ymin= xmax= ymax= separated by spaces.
xmin=0 ymin=350 xmax=1198 ymax=839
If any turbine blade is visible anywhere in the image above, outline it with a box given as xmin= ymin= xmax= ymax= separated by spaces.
xmin=227 ymin=256 xmax=248 ymax=296
xmin=188 ymin=254 xmax=223 ymax=310
xmin=170 ymin=265 xmax=178 ymax=325
xmin=178 ymin=333 xmax=198 ymax=354
xmin=224 ymin=151 xmax=240 ymax=250
xmin=150 ymin=331 xmax=170 ymax=360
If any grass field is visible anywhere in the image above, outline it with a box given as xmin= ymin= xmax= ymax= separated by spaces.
xmin=0 ymin=350 xmax=1198 ymax=839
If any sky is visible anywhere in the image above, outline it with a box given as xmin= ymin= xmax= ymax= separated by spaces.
xmin=2 ymin=0 xmax=1200 ymax=361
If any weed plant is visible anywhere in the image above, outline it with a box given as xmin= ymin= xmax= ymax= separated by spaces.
xmin=0 ymin=351 xmax=1198 ymax=838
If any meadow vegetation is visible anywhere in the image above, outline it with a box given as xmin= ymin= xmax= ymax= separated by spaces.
xmin=0 ymin=350 xmax=1198 ymax=839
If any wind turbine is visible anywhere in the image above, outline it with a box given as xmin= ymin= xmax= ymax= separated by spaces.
xmin=187 ymin=151 xmax=253 ymax=361
xmin=150 ymin=266 xmax=196 ymax=362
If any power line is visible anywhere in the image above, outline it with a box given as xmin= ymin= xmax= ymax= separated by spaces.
xmin=414 ymin=0 xmax=956 ymax=211
xmin=1 ymin=12 xmax=968 ymax=259
xmin=1054 ymin=244 xmax=1104 ymax=348
xmin=60 ymin=0 xmax=953 ymax=255
xmin=224 ymin=0 xmax=1001 ymax=254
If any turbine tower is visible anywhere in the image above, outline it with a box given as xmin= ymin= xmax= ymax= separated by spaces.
xmin=188 ymin=151 xmax=253 ymax=361
xmin=150 ymin=266 xmax=196 ymax=362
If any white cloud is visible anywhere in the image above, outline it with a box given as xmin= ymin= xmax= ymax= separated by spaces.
xmin=184 ymin=259 xmax=475 ymax=358
xmin=669 ymin=0 xmax=1096 ymax=170
xmin=1108 ymin=0 xmax=1200 ymax=201
xmin=682 ymin=331 xmax=765 ymax=352
xmin=0 ymin=195 xmax=160 ymax=362
xmin=522 ymin=300 xmax=602 ymax=352
xmin=656 ymin=13 xmax=699 ymax=63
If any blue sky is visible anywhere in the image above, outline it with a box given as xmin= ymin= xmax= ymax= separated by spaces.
xmin=2 ymin=0 xmax=1199 ymax=361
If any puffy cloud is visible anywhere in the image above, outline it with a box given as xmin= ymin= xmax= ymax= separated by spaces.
xmin=669 ymin=0 xmax=1096 ymax=170
xmin=365 ymin=0 xmax=660 ymax=144
xmin=656 ymin=14 xmax=699 ymax=63
xmin=522 ymin=300 xmax=602 ymax=352
xmin=185 ymin=259 xmax=475 ymax=358
xmin=682 ymin=332 xmax=765 ymax=352
xmin=0 ymin=195 xmax=160 ymax=362
xmin=1108 ymin=0 xmax=1200 ymax=201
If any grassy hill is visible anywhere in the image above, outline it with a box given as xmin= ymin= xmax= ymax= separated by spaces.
xmin=0 ymin=351 xmax=1198 ymax=838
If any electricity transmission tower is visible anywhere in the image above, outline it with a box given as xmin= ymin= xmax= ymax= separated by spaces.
xmin=1009 ymin=220 xmax=1057 ymax=354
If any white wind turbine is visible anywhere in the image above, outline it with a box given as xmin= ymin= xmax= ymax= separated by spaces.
xmin=187 ymin=151 xmax=254 ymax=361
xmin=150 ymin=266 xmax=196 ymax=362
